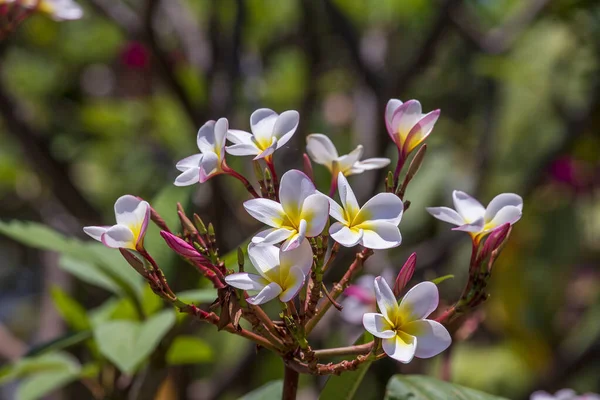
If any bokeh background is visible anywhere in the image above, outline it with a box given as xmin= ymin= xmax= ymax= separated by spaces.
xmin=0 ymin=0 xmax=599 ymax=399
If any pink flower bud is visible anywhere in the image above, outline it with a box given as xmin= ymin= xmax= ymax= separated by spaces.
xmin=119 ymin=248 xmax=147 ymax=276
xmin=160 ymin=231 xmax=208 ymax=264
xmin=481 ymin=223 xmax=511 ymax=257
xmin=393 ymin=252 xmax=417 ymax=296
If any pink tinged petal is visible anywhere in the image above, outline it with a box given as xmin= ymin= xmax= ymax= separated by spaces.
xmin=484 ymin=193 xmax=523 ymax=222
xmin=337 ymin=173 xmax=359 ymax=217
xmin=383 ymin=333 xmax=417 ymax=364
xmin=281 ymin=219 xmax=307 ymax=251
xmin=353 ymin=158 xmax=391 ymax=171
xmin=175 ymin=153 xmax=202 ymax=171
xmin=83 ymin=226 xmax=109 ymax=242
xmin=402 ymin=319 xmax=451 ymax=359
xmin=390 ymin=100 xmax=423 ymax=142
xmin=174 ymin=167 xmax=200 ymax=186
xmin=196 ymin=120 xmax=217 ymax=153
xmin=374 ymin=276 xmax=399 ymax=324
xmin=301 ymin=193 xmax=330 ymax=237
xmin=250 ymin=108 xmax=278 ymax=143
xmin=399 ymin=281 xmax=439 ymax=321
xmin=306 ymin=134 xmax=338 ymax=168
xmin=247 ymin=243 xmax=281 ymax=281
xmin=363 ymin=313 xmax=396 ymax=339
xmin=330 ymin=223 xmax=363 ymax=247
xmin=198 ymin=152 xmax=220 ymax=182
xmin=101 ymin=225 xmax=135 ymax=249
xmin=114 ymin=196 xmax=150 ymax=242
xmin=327 ymin=197 xmax=347 ymax=224
xmin=279 ymin=265 xmax=306 ymax=302
xmin=253 ymin=137 xmax=278 ymax=160
xmin=452 ymin=190 xmax=485 ymax=223
xmin=273 ymin=110 xmax=300 ymax=149
xmin=355 ymin=193 xmax=404 ymax=225
xmin=279 ymin=169 xmax=317 ymax=219
xmin=280 ymin=238 xmax=313 ymax=275
xmin=426 ymin=206 xmax=465 ymax=226
xmin=246 ymin=282 xmax=282 ymax=305
xmin=251 ymin=228 xmax=295 ymax=246
xmin=403 ymin=109 xmax=440 ymax=156
xmin=484 ymin=206 xmax=522 ymax=231
xmin=452 ymin=217 xmax=485 ymax=233
xmin=336 ymin=145 xmax=364 ymax=173
xmin=359 ymin=221 xmax=402 ymax=250
xmin=224 ymin=273 xmax=268 ymax=291
xmin=385 ymin=98 xmax=403 ymax=135
xmin=213 ymin=118 xmax=228 ymax=155
xmin=243 ymin=198 xmax=286 ymax=227
xmin=529 ymin=392 xmax=555 ymax=400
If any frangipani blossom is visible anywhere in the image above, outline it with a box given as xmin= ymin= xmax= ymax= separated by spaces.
xmin=244 ymin=169 xmax=329 ymax=251
xmin=426 ymin=190 xmax=523 ymax=238
xmin=306 ymin=134 xmax=390 ymax=176
xmin=226 ymin=108 xmax=299 ymax=160
xmin=385 ymin=99 xmax=440 ymax=158
xmin=225 ymin=240 xmax=313 ymax=305
xmin=530 ymin=389 xmax=600 ymax=400
xmin=363 ymin=277 xmax=451 ymax=363
xmin=2 ymin=0 xmax=83 ymax=20
xmin=83 ymin=195 xmax=150 ymax=250
xmin=328 ymin=173 xmax=403 ymax=249
xmin=174 ymin=118 xmax=228 ymax=186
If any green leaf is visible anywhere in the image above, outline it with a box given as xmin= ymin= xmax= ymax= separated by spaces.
xmin=25 ymin=331 xmax=92 ymax=358
xmin=50 ymin=286 xmax=91 ymax=331
xmin=0 ymin=352 xmax=80 ymax=386
xmin=93 ymin=309 xmax=176 ymax=374
xmin=59 ymin=256 xmax=121 ymax=294
xmin=238 ymin=380 xmax=283 ymax=400
xmin=16 ymin=369 xmax=80 ymax=400
xmin=384 ymin=375 xmax=509 ymax=400
xmin=430 ymin=275 xmax=455 ymax=286
xmin=166 ymin=336 xmax=213 ymax=365
xmin=319 ymin=333 xmax=373 ymax=400
xmin=177 ymin=289 xmax=218 ymax=304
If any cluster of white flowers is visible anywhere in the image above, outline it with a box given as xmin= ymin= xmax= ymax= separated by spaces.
xmin=84 ymin=98 xmax=525 ymax=365
xmin=1 ymin=0 xmax=83 ymax=20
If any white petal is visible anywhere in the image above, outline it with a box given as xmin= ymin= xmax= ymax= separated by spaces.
xmin=337 ymin=173 xmax=360 ymax=218
xmin=214 ymin=118 xmax=228 ymax=154
xmin=254 ymin=137 xmax=278 ymax=160
xmin=300 ymin=194 xmax=330 ymax=237
xmin=385 ymin=98 xmax=403 ymax=131
xmin=452 ymin=191 xmax=485 ymax=223
xmin=426 ymin=206 xmax=464 ymax=226
xmin=198 ymin=152 xmax=220 ymax=182
xmin=330 ymin=223 xmax=363 ymax=247
xmin=403 ymin=319 xmax=451 ymax=359
xmin=246 ymin=282 xmax=282 ymax=305
xmin=336 ymin=145 xmax=364 ymax=173
xmin=353 ymin=158 xmax=390 ymax=171
xmin=83 ymin=226 xmax=108 ymax=242
xmin=175 ymin=154 xmax=202 ymax=171
xmin=362 ymin=313 xmax=395 ymax=339
xmin=382 ymin=333 xmax=417 ymax=364
xmin=224 ymin=273 xmax=268 ymax=291
xmin=114 ymin=195 xmax=150 ymax=233
xmin=196 ymin=120 xmax=217 ymax=153
xmin=484 ymin=206 xmax=522 ymax=231
xmin=452 ymin=217 xmax=485 ymax=233
xmin=306 ymin=134 xmax=338 ymax=168
xmin=101 ymin=225 xmax=135 ymax=249
xmin=251 ymin=227 xmax=295 ymax=246
xmin=327 ymin=196 xmax=347 ymax=224
xmin=279 ymin=170 xmax=316 ymax=219
xmin=403 ymin=110 xmax=440 ymax=155
xmin=243 ymin=198 xmax=286 ymax=227
xmin=174 ymin=167 xmax=200 ymax=186
xmin=354 ymin=193 xmax=403 ymax=225
xmin=279 ymin=266 xmax=306 ymax=302
xmin=484 ymin=193 xmax=523 ymax=222
xmin=273 ymin=110 xmax=299 ymax=149
xmin=226 ymin=143 xmax=261 ymax=156
xmin=390 ymin=100 xmax=422 ymax=140
xmin=374 ymin=276 xmax=398 ymax=324
xmin=227 ymin=129 xmax=254 ymax=145
xmin=399 ymin=281 xmax=439 ymax=321
xmin=359 ymin=222 xmax=402 ymax=250
xmin=281 ymin=219 xmax=307 ymax=251
xmin=247 ymin=243 xmax=280 ymax=280
xmin=280 ymin=238 xmax=313 ymax=276
xmin=250 ymin=108 xmax=278 ymax=143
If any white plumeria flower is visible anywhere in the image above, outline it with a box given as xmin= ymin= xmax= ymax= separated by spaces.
xmin=226 ymin=108 xmax=299 ymax=160
xmin=83 ymin=195 xmax=150 ymax=250
xmin=363 ymin=277 xmax=451 ymax=364
xmin=7 ymin=0 xmax=83 ymax=20
xmin=385 ymin=99 xmax=440 ymax=158
xmin=243 ymin=169 xmax=329 ymax=251
xmin=174 ymin=118 xmax=228 ymax=186
xmin=224 ymin=240 xmax=313 ymax=305
xmin=328 ymin=173 xmax=403 ymax=249
xmin=426 ymin=190 xmax=523 ymax=238
xmin=305 ymin=134 xmax=390 ymax=176
xmin=531 ymin=389 xmax=600 ymax=400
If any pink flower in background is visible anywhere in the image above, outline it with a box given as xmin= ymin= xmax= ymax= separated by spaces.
xmin=531 ymin=389 xmax=600 ymax=400
xmin=340 ymin=270 xmax=394 ymax=324
xmin=120 ymin=41 xmax=150 ymax=69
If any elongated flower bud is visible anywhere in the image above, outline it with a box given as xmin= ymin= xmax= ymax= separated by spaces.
xmin=119 ymin=248 xmax=147 ymax=276
xmin=393 ymin=252 xmax=417 ymax=297
xmin=303 ymin=153 xmax=314 ymax=181
xmin=481 ymin=223 xmax=511 ymax=258
xmin=160 ymin=231 xmax=209 ymax=264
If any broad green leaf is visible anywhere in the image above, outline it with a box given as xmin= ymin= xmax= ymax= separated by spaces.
xmin=0 ymin=352 xmax=80 ymax=386
xmin=177 ymin=289 xmax=218 ymax=304
xmin=59 ymin=256 xmax=121 ymax=294
xmin=16 ymin=368 xmax=79 ymax=400
xmin=166 ymin=336 xmax=213 ymax=365
xmin=384 ymin=375 xmax=509 ymax=400
xmin=25 ymin=331 xmax=92 ymax=358
xmin=431 ymin=275 xmax=455 ymax=286
xmin=319 ymin=333 xmax=373 ymax=400
xmin=50 ymin=286 xmax=90 ymax=331
xmin=238 ymin=380 xmax=283 ymax=400
xmin=93 ymin=309 xmax=176 ymax=374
